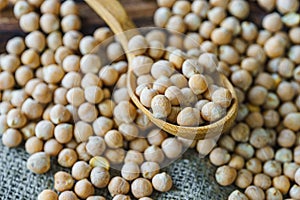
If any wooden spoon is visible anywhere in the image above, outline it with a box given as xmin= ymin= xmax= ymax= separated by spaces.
xmin=85 ymin=0 xmax=238 ymax=140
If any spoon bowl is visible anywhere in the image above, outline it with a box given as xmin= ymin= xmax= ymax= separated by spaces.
xmin=86 ymin=0 xmax=238 ymax=140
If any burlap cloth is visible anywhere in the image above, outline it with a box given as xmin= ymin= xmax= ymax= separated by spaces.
xmin=0 ymin=140 xmax=236 ymax=200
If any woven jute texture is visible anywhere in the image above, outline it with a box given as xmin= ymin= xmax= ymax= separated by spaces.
xmin=0 ymin=141 xmax=235 ymax=200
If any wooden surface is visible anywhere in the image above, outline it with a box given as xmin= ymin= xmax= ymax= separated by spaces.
xmin=0 ymin=0 xmax=267 ymax=53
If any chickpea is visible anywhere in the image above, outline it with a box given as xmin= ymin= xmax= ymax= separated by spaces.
xmin=58 ymin=191 xmax=78 ymax=200
xmin=201 ymin=102 xmax=225 ymax=122
xmin=92 ymin=116 xmax=113 ymax=137
xmin=27 ymin=152 xmax=50 ymax=174
xmin=108 ymin=176 xmax=130 ymax=197
xmin=272 ymin=175 xmax=290 ymax=195
xmin=61 ymin=14 xmax=81 ymax=33
xmin=228 ymin=0 xmax=249 ymax=19
xmin=113 ymin=101 xmax=137 ymax=124
xmin=54 ymin=171 xmax=74 ymax=192
xmin=131 ymin=178 xmax=153 ymax=198
xmin=104 ymin=130 xmax=123 ymax=149
xmin=76 ymin=142 xmax=91 ymax=162
xmin=166 ymin=15 xmax=186 ymax=33
xmin=40 ymin=13 xmax=60 ymax=33
xmin=25 ymin=136 xmax=43 ymax=154
xmin=44 ymin=139 xmax=63 ymax=156
xmin=105 ymin=148 xmax=125 ymax=164
xmin=289 ymin=45 xmax=300 ymax=64
xmin=74 ymin=121 xmax=93 ymax=143
xmin=90 ymin=166 xmax=110 ymax=189
xmin=215 ymin=165 xmax=237 ymax=186
xmin=235 ymin=169 xmax=253 ymax=189
xmin=21 ymin=98 xmax=44 ymax=120
xmin=47 ymin=31 xmax=62 ymax=51
xmin=153 ymin=7 xmax=171 ymax=28
xmin=290 ymin=184 xmax=300 ymax=199
xmin=71 ymin=161 xmax=92 ymax=181
xmin=228 ymin=190 xmax=248 ymax=200
xmin=19 ymin=12 xmax=40 ymax=32
xmin=58 ymin=148 xmax=78 ymax=168
xmin=234 ymin=143 xmax=255 ymax=160
xmin=38 ymin=190 xmax=58 ymax=200
xmin=276 ymin=0 xmax=299 ymax=14
xmin=13 ymin=0 xmax=33 ymax=19
xmin=2 ymin=128 xmax=23 ymax=148
xmin=74 ymin=179 xmax=95 ymax=199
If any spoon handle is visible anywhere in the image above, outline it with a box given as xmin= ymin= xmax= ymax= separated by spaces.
xmin=85 ymin=0 xmax=137 ymax=50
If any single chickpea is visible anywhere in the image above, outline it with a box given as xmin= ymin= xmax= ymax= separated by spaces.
xmin=118 ymin=123 xmax=138 ymax=141
xmin=19 ymin=12 xmax=39 ymax=32
xmin=283 ymin=162 xmax=299 ymax=181
xmin=14 ymin=66 xmax=33 ymax=87
xmin=0 ymin=71 xmax=15 ymax=90
xmin=104 ymin=130 xmax=123 ymax=149
xmin=147 ymin=129 xmax=168 ymax=146
xmin=47 ymin=31 xmax=62 ymax=51
xmin=215 ymin=165 xmax=237 ymax=186
xmin=50 ymin=104 xmax=71 ymax=124
xmin=21 ymin=98 xmax=44 ymax=120
xmin=93 ymin=27 xmax=113 ymax=43
xmin=27 ymin=152 xmax=50 ymax=174
xmin=121 ymin=162 xmax=140 ymax=181
xmin=58 ymin=191 xmax=78 ymax=200
xmin=40 ymin=13 xmax=60 ymax=33
xmin=124 ymin=150 xmax=144 ymax=165
xmin=106 ymin=42 xmax=125 ymax=62
xmin=13 ymin=0 xmax=33 ymax=19
xmin=244 ymin=185 xmax=265 ymax=200
xmin=6 ymin=108 xmax=27 ymax=128
xmin=21 ymin=48 xmax=40 ymax=69
xmin=196 ymin=138 xmax=216 ymax=156
xmin=78 ymin=102 xmax=98 ymax=123
xmin=2 ymin=128 xmax=23 ymax=148
xmin=235 ymin=169 xmax=253 ymax=189
xmin=263 ymin=160 xmax=282 ymax=178
xmin=230 ymin=123 xmax=250 ymax=143
xmin=85 ymin=136 xmax=106 ymax=157
xmin=209 ymin=147 xmax=231 ymax=166
xmin=234 ymin=143 xmax=255 ymax=160
xmin=140 ymin=161 xmax=160 ymax=179
xmin=32 ymin=82 xmax=52 ymax=104
xmin=58 ymin=148 xmax=78 ymax=168
xmin=144 ymin=145 xmax=165 ymax=163
xmin=201 ymin=102 xmax=225 ymax=122
xmin=264 ymin=36 xmax=285 ymax=58
xmin=74 ymin=179 xmax=95 ymax=199
xmin=71 ymin=161 xmax=92 ymax=181
xmin=211 ymin=28 xmax=232 ymax=45
xmin=41 ymin=49 xmax=55 ymax=66
xmin=289 ymin=45 xmax=300 ymax=64
xmin=131 ymin=178 xmax=153 ymax=198
xmin=166 ymin=15 xmax=186 ymax=33
xmin=262 ymin=12 xmax=283 ymax=33
xmin=228 ymin=155 xmax=245 ymax=170
xmin=54 ymin=123 xmax=73 ymax=144
xmin=61 ymin=14 xmax=81 ymax=33
xmin=54 ymin=171 xmax=74 ymax=192
xmin=228 ymin=190 xmax=248 ymax=200
xmin=38 ymin=190 xmax=58 ymax=200
xmin=25 ymin=136 xmax=43 ymax=154
xmin=44 ymin=139 xmax=63 ymax=156
xmin=129 ymin=138 xmax=149 ymax=153
xmin=63 ymin=30 xmax=83 ymax=51
xmin=6 ymin=37 xmax=25 ymax=55
xmin=249 ymin=128 xmax=269 ymax=149
xmin=198 ymin=53 xmax=218 ymax=74
xmin=105 ymin=148 xmax=125 ymax=164
xmin=272 ymin=175 xmax=290 ymax=195
xmin=218 ymin=135 xmax=235 ymax=152
xmin=127 ymin=35 xmax=148 ymax=56
xmin=290 ymin=184 xmax=300 ymax=199
xmin=191 ymin=0 xmax=209 ymax=17
xmin=276 ymin=0 xmax=299 ymax=14
xmin=74 ymin=121 xmax=93 ymax=143
xmin=35 ymin=120 xmax=54 ymax=141
xmin=153 ymin=7 xmax=171 ymax=28
xmin=246 ymin=158 xmax=262 ymax=174
xmin=241 ymin=22 xmax=258 ymax=42
xmin=283 ymin=112 xmax=300 ymax=131
xmin=228 ymin=0 xmax=249 ymax=19
xmin=108 ymin=176 xmax=130 ymax=197
xmin=113 ymin=101 xmax=137 ymax=124
xmin=76 ymin=142 xmax=91 ymax=162
xmin=207 ymin=7 xmax=226 ymax=25
xmin=161 ymin=137 xmax=183 ymax=159
xmin=60 ymin=0 xmax=78 ymax=16
xmin=253 ymin=173 xmax=272 ymax=191
xmin=90 ymin=166 xmax=110 ymax=189
xmin=99 ymin=66 xmax=119 ymax=86
xmin=92 ymin=116 xmax=113 ymax=137
xmin=25 ymin=31 xmax=46 ymax=52
xmin=0 ymin=54 xmax=21 ymax=73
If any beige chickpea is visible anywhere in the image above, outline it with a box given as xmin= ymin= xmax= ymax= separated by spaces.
xmin=235 ymin=169 xmax=253 ymax=189
xmin=74 ymin=179 xmax=95 ymax=199
xmin=289 ymin=45 xmax=300 ymax=64
xmin=209 ymin=147 xmax=231 ymax=166
xmin=77 ymin=102 xmax=98 ymax=123
xmin=99 ymin=66 xmax=119 ymax=86
xmin=21 ymin=98 xmax=43 ymax=120
xmin=47 ymin=31 xmax=62 ymax=51
xmin=113 ymin=101 xmax=137 ymax=124
xmin=62 ymin=55 xmax=80 ymax=72
xmin=272 ymin=175 xmax=290 ymax=195
xmin=276 ymin=0 xmax=299 ymax=14
xmin=161 ymin=137 xmax=182 ymax=159
xmin=129 ymin=138 xmax=149 ymax=152
xmin=241 ymin=22 xmax=258 ymax=42
xmin=54 ymin=46 xmax=72 ymax=64
xmin=84 ymin=86 xmax=104 ymax=104
xmin=106 ymin=42 xmax=125 ymax=62
xmin=177 ymin=107 xmax=202 ymax=126
xmin=60 ymin=0 xmax=78 ymax=16
xmin=13 ymin=0 xmax=33 ymax=19
xmin=108 ymin=176 xmax=130 ymax=197
xmin=151 ymin=94 xmax=172 ymax=119
xmin=131 ymin=56 xmax=153 ymax=77
xmin=219 ymin=45 xmax=240 ymax=65
xmin=196 ymin=138 xmax=216 ymax=156
xmin=2 ymin=128 xmax=23 ymax=148
xmin=15 ymin=66 xmax=33 ymax=87
xmin=61 ymin=14 xmax=81 ymax=33
xmin=207 ymin=7 xmax=226 ymax=25
xmin=118 ymin=123 xmax=139 ymax=141
xmin=54 ymin=123 xmax=73 ymax=144
xmin=105 ymin=148 xmax=125 ymax=164
xmin=50 ymin=104 xmax=71 ymax=124
xmin=228 ymin=190 xmax=248 ymax=200
xmin=231 ymin=69 xmax=253 ymax=91
xmin=218 ymin=135 xmax=235 ymax=152
xmin=19 ymin=12 xmax=39 ymax=32
xmin=66 ymin=87 xmax=84 ymax=107
xmin=215 ymin=165 xmax=237 ymax=186
xmin=93 ymin=27 xmax=113 ymax=43
xmin=0 ymin=115 xmax=8 ymax=135
xmin=44 ymin=139 xmax=63 ymax=156
xmin=262 ymin=12 xmax=282 ymax=33
xmin=124 ymin=150 xmax=144 ymax=165
xmin=25 ymin=31 xmax=46 ymax=52
xmin=71 ymin=161 xmax=92 ymax=181
xmin=104 ymin=130 xmax=123 ymax=149
xmin=201 ymin=102 xmax=225 ymax=122
xmin=32 ymin=82 xmax=52 ymax=104
xmin=211 ymin=28 xmax=232 ymax=45
xmin=38 ymin=190 xmax=58 ymax=200
xmin=85 ymin=136 xmax=106 ymax=157
xmin=253 ymin=173 xmax=272 ymax=190
xmin=80 ymin=54 xmax=101 ymax=74
xmin=154 ymin=7 xmax=171 ymax=28
xmin=27 ymin=152 xmax=50 ymax=174
xmin=140 ymin=87 xmax=158 ymax=108
xmin=92 ymin=116 xmax=113 ymax=137
xmin=43 ymin=64 xmax=65 ymax=84
xmin=263 ymin=160 xmax=282 ymax=178
xmin=230 ymin=123 xmax=250 ymax=143
xmin=90 ymin=166 xmax=110 ymax=189
xmin=40 ymin=13 xmax=60 ymax=33
xmin=63 ymin=30 xmax=83 ymax=51
xmin=25 ymin=136 xmax=43 ymax=154
xmin=58 ymin=148 xmax=78 ymax=168
xmin=0 ymin=71 xmax=15 ymax=90
xmin=144 ymin=145 xmax=165 ymax=163
xmin=228 ymin=154 xmax=245 ymax=170
xmin=234 ymin=143 xmax=255 ymax=160
xmin=21 ymin=48 xmax=40 ymax=69
xmin=289 ymin=184 xmax=300 ymax=199
xmin=35 ymin=120 xmax=54 ymax=141
xmin=6 ymin=37 xmax=25 ymax=55
xmin=244 ymin=185 xmax=265 ymax=200
xmin=147 ymin=129 xmax=167 ymax=146
xmin=121 ymin=162 xmax=140 ymax=181
xmin=54 ymin=171 xmax=74 ymax=192
xmin=127 ymin=35 xmax=148 ymax=56
xmin=0 ymin=102 xmax=13 ymax=115
xmin=73 ymin=121 xmax=93 ymax=143
xmin=75 ymin=142 xmax=91 ymax=161
xmin=199 ymin=20 xmax=215 ymax=39
xmin=166 ymin=15 xmax=186 ymax=34
xmin=131 ymin=178 xmax=153 ymax=198
xmin=58 ymin=191 xmax=78 ymax=200
xmin=140 ymin=161 xmax=160 ymax=179
xmin=228 ymin=0 xmax=249 ymax=19
xmin=53 ymin=87 xmax=67 ymax=105
xmin=246 ymin=158 xmax=262 ymax=174
xmin=6 ymin=108 xmax=27 ymax=128
xmin=40 ymin=0 xmax=60 ymax=14
xmin=198 ymin=52 xmax=218 ymax=74
xmin=41 ymin=49 xmax=55 ymax=66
